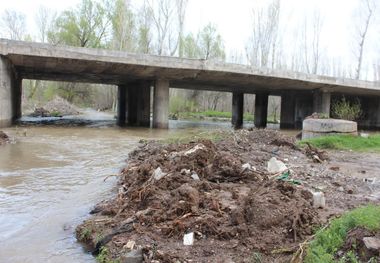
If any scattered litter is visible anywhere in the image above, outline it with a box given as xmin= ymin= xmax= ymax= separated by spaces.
xmin=360 ymin=133 xmax=369 ymax=138
xmin=184 ymin=144 xmax=206 ymax=156
xmin=191 ymin=173 xmax=200 ymax=180
xmin=312 ymin=192 xmax=326 ymax=208
xmin=153 ymin=167 xmax=167 ymax=181
xmin=183 ymin=232 xmax=194 ymax=246
xmin=276 ymin=171 xmax=301 ymax=185
xmin=124 ymin=240 xmax=136 ymax=250
xmin=267 ymin=157 xmax=288 ymax=173
xmin=180 ymin=169 xmax=191 ymax=175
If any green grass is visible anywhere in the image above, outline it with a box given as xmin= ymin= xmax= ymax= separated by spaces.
xmin=304 ymin=205 xmax=380 ymax=263
xmin=300 ymin=134 xmax=380 ymax=152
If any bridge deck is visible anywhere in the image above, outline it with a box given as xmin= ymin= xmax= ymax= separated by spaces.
xmin=1 ymin=39 xmax=379 ymax=95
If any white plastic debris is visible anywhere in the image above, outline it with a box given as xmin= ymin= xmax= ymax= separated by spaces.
xmin=267 ymin=157 xmax=288 ymax=173
xmin=360 ymin=133 xmax=369 ymax=138
xmin=191 ymin=173 xmax=200 ymax=180
xmin=153 ymin=167 xmax=167 ymax=181
xmin=183 ymin=232 xmax=194 ymax=246
xmin=124 ymin=240 xmax=136 ymax=250
xmin=312 ymin=192 xmax=326 ymax=209
xmin=242 ymin=163 xmax=251 ymax=170
xmin=184 ymin=144 xmax=206 ymax=156
xmin=180 ymin=169 xmax=191 ymax=175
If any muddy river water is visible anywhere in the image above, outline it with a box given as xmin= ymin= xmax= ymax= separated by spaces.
xmin=1 ymin=114 xmax=252 ymax=262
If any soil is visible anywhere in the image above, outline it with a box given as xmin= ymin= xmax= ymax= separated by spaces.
xmin=76 ymin=129 xmax=380 ymax=263
xmin=0 ymin=131 xmax=9 ymax=145
xmin=336 ymin=227 xmax=380 ymax=262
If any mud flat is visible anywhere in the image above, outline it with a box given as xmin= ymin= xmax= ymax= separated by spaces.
xmin=76 ymin=129 xmax=377 ymax=262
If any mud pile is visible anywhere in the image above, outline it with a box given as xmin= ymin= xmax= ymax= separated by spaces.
xmin=0 ymin=131 xmax=9 ymax=145
xmin=77 ymin=129 xmax=327 ymax=262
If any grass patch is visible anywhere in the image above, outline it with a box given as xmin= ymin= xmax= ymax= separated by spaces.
xmin=304 ymin=205 xmax=380 ymax=263
xmin=300 ymin=135 xmax=380 ymax=152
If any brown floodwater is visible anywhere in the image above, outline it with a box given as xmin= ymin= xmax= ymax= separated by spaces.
xmin=0 ymin=112 xmax=297 ymax=262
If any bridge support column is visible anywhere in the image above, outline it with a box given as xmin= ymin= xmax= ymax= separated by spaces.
xmin=280 ymin=92 xmax=296 ymax=129
xmin=117 ymin=85 xmax=127 ymax=126
xmin=0 ymin=56 xmax=21 ymax=128
xmin=254 ymin=93 xmax=268 ymax=128
xmin=313 ymin=90 xmax=331 ymax=117
xmin=126 ymin=81 xmax=151 ymax=127
xmin=153 ymin=79 xmax=169 ymax=129
xmin=232 ymin=92 xmax=244 ymax=129
xmin=117 ymin=81 xmax=151 ymax=127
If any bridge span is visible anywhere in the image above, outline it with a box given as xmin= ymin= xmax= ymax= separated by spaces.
xmin=1 ymin=39 xmax=380 ymax=129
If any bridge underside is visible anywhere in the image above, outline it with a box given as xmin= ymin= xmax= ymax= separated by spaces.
xmin=1 ymin=39 xmax=380 ymax=129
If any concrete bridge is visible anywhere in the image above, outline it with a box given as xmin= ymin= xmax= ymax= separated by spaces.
xmin=1 ymin=39 xmax=380 ymax=129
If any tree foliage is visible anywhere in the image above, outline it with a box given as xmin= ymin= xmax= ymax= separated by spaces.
xmin=48 ymin=0 xmax=112 ymax=48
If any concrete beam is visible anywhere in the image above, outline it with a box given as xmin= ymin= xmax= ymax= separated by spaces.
xmin=280 ymin=92 xmax=296 ymax=129
xmin=313 ymin=90 xmax=331 ymax=116
xmin=232 ymin=92 xmax=244 ymax=129
xmin=153 ymin=79 xmax=169 ymax=129
xmin=254 ymin=93 xmax=269 ymax=128
xmin=0 ymin=56 xmax=20 ymax=128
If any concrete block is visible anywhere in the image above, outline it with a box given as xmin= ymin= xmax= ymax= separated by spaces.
xmin=302 ymin=119 xmax=358 ymax=139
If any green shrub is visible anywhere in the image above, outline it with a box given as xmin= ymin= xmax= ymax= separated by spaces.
xmin=332 ymin=97 xmax=362 ymax=121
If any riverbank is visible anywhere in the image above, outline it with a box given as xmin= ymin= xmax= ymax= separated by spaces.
xmin=76 ymin=129 xmax=379 ymax=262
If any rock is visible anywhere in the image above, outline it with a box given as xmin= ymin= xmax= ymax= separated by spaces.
xmin=267 ymin=157 xmax=287 ymax=174
xmin=120 ymin=249 xmax=143 ymax=263
xmin=183 ymin=232 xmax=194 ymax=246
xmin=312 ymin=192 xmax=326 ymax=209
xmin=363 ymin=237 xmax=380 ymax=251
xmin=346 ymin=187 xmax=354 ymax=194
xmin=153 ymin=167 xmax=167 ymax=181
xmin=337 ymin=187 xmax=344 ymax=192
xmin=191 ymin=173 xmax=200 ymax=180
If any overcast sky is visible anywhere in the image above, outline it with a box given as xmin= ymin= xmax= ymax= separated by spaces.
xmin=1 ymin=0 xmax=378 ymax=78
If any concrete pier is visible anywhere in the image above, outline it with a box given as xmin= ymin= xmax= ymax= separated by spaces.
xmin=153 ymin=79 xmax=169 ymax=129
xmin=117 ymin=81 xmax=151 ymax=127
xmin=117 ymin=85 xmax=127 ymax=126
xmin=280 ymin=92 xmax=295 ymax=129
xmin=232 ymin=92 xmax=244 ymax=129
xmin=313 ymin=90 xmax=331 ymax=116
xmin=0 ymin=56 xmax=21 ymax=128
xmin=254 ymin=93 xmax=269 ymax=128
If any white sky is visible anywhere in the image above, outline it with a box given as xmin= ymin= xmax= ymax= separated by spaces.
xmin=0 ymin=0 xmax=377 ymax=78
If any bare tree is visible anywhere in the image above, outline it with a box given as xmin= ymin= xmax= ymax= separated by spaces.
xmin=147 ymin=0 xmax=187 ymax=56
xmin=1 ymin=9 xmax=26 ymax=40
xmin=245 ymin=0 xmax=281 ymax=68
xmin=354 ymin=0 xmax=375 ymax=80
xmin=35 ymin=6 xmax=56 ymax=43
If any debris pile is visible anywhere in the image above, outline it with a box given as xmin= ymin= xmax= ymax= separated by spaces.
xmin=29 ymin=96 xmax=80 ymax=117
xmin=76 ymin=129 xmax=373 ymax=262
